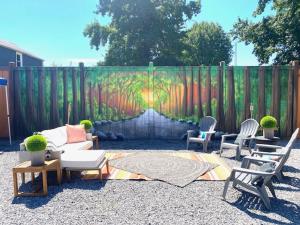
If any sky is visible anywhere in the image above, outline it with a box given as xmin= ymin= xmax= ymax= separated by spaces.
xmin=0 ymin=0 xmax=272 ymax=66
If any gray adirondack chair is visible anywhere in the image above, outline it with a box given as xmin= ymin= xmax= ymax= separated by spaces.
xmin=222 ymin=128 xmax=299 ymax=210
xmin=249 ymin=128 xmax=299 ymax=182
xmin=187 ymin=116 xmax=217 ymax=152
xmin=220 ymin=119 xmax=259 ymax=160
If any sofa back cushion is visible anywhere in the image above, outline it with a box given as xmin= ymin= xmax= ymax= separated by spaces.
xmin=41 ymin=126 xmax=67 ymax=147
xmin=66 ymin=124 xmax=87 ymax=143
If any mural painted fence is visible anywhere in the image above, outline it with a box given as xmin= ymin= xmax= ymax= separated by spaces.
xmin=9 ymin=62 xmax=299 ymax=138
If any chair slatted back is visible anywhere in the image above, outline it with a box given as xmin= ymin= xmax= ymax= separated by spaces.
xmin=275 ymin=128 xmax=299 ymax=173
xmin=199 ymin=116 xmax=217 ymax=132
xmin=235 ymin=119 xmax=259 ymax=145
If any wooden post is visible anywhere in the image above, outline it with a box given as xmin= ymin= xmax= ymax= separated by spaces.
xmin=226 ymin=66 xmax=236 ymax=132
xmin=216 ymin=62 xmax=225 ymax=129
xmin=206 ymin=66 xmax=212 ymax=116
xmin=286 ymin=63 xmax=294 ymax=136
xmin=8 ymin=62 xmax=15 ymax=136
xmin=63 ymin=68 xmax=68 ymax=124
xmin=72 ymin=68 xmax=79 ymax=124
xmin=271 ymin=65 xmax=280 ymax=133
xmin=79 ymin=62 xmax=86 ymax=120
xmin=26 ymin=67 xmax=35 ymax=131
xmin=37 ymin=68 xmax=46 ymax=130
xmin=50 ymin=68 xmax=59 ymax=128
xmin=258 ymin=66 xmax=265 ymax=121
xmin=243 ymin=66 xmax=251 ymax=120
xmin=293 ymin=61 xmax=300 ymax=133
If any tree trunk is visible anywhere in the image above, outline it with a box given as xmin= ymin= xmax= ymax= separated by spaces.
xmin=98 ymin=83 xmax=102 ymax=115
xmin=189 ymin=67 xmax=194 ymax=116
xmin=197 ymin=67 xmax=203 ymax=118
xmin=72 ymin=68 xmax=79 ymax=124
xmin=89 ymin=82 xmax=94 ymax=120
xmin=182 ymin=68 xmax=188 ymax=116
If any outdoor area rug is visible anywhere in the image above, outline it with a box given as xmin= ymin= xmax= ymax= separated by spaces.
xmin=83 ymin=152 xmax=231 ymax=185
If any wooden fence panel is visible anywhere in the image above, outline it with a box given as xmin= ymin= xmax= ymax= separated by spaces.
xmin=258 ymin=66 xmax=265 ymax=121
xmin=226 ymin=66 xmax=236 ymax=132
xmin=216 ymin=62 xmax=225 ymax=130
xmin=197 ymin=67 xmax=203 ymax=118
xmin=72 ymin=68 xmax=79 ymax=124
xmin=243 ymin=66 xmax=251 ymax=120
xmin=37 ymin=68 xmax=46 ymax=130
xmin=63 ymin=68 xmax=68 ymax=124
xmin=79 ymin=62 xmax=86 ymax=120
xmin=271 ymin=65 xmax=280 ymax=133
xmin=50 ymin=68 xmax=59 ymax=128
xmin=26 ymin=68 xmax=35 ymax=130
xmin=206 ymin=66 xmax=212 ymax=116
xmin=286 ymin=65 xmax=294 ymax=136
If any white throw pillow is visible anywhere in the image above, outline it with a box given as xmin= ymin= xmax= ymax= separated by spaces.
xmin=41 ymin=126 xmax=67 ymax=147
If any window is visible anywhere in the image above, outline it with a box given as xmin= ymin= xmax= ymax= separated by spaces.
xmin=16 ymin=52 xmax=23 ymax=67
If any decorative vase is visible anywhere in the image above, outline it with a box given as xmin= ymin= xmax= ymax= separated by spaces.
xmin=263 ymin=128 xmax=274 ymax=139
xmin=30 ymin=151 xmax=45 ymax=166
xmin=86 ymin=133 xmax=92 ymax=140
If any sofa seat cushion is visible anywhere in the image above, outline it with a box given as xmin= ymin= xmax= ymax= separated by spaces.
xmin=58 ymin=141 xmax=93 ymax=152
xmin=41 ymin=126 xmax=67 ymax=147
xmin=61 ymin=150 xmax=106 ymax=169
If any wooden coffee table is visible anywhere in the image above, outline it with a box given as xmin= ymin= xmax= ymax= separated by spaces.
xmin=12 ymin=159 xmax=62 ymax=197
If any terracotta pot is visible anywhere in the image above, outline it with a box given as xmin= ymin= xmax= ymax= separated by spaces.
xmin=263 ymin=128 xmax=274 ymax=139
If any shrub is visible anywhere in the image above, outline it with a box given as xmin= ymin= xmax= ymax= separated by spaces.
xmin=25 ymin=135 xmax=47 ymax=152
xmin=80 ymin=120 xmax=93 ymax=131
xmin=260 ymin=116 xmax=277 ymax=129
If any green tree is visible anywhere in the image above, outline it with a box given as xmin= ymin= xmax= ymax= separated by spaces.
xmin=84 ymin=0 xmax=201 ymax=66
xmin=183 ymin=22 xmax=232 ymax=65
xmin=232 ymin=0 xmax=300 ymax=64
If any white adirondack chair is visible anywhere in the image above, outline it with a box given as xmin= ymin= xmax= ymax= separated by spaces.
xmin=222 ymin=128 xmax=299 ymax=210
xmin=249 ymin=128 xmax=299 ymax=182
xmin=186 ymin=116 xmax=217 ymax=152
xmin=220 ymin=119 xmax=259 ymax=160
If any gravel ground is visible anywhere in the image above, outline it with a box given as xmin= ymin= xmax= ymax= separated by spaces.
xmin=0 ymin=139 xmax=299 ymax=225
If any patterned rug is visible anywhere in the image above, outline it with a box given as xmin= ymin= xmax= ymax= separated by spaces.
xmin=83 ymin=152 xmax=231 ymax=182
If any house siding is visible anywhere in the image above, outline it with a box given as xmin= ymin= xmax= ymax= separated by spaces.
xmin=0 ymin=46 xmax=43 ymax=66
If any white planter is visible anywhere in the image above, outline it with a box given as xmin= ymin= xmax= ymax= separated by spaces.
xmin=263 ymin=128 xmax=274 ymax=139
xmin=29 ymin=151 xmax=45 ymax=166
xmin=86 ymin=133 xmax=92 ymax=140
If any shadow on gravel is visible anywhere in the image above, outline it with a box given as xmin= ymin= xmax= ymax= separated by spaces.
xmin=227 ymin=189 xmax=300 ymax=225
xmin=11 ymin=177 xmax=107 ymax=209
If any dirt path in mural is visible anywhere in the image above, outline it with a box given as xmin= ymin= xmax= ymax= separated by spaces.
xmin=95 ymin=109 xmax=197 ymax=139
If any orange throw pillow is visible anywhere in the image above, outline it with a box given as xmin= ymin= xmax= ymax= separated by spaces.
xmin=66 ymin=124 xmax=87 ymax=143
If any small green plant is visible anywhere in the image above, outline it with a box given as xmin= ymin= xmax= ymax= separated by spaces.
xmin=80 ymin=120 xmax=93 ymax=131
xmin=260 ymin=116 xmax=277 ymax=129
xmin=25 ymin=135 xmax=47 ymax=152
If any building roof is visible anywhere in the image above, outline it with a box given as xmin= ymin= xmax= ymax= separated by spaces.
xmin=0 ymin=39 xmax=43 ymax=61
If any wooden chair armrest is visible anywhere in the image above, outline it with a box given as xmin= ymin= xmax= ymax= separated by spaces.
xmin=232 ymin=167 xmax=273 ymax=177
xmin=251 ymin=151 xmax=285 ymax=157
xmin=254 ymin=144 xmax=282 ymax=151
xmin=243 ymin=156 xmax=277 ymax=164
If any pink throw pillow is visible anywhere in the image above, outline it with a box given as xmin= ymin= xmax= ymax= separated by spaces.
xmin=66 ymin=124 xmax=87 ymax=143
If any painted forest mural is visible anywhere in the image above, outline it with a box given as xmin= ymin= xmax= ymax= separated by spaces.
xmin=13 ymin=64 xmax=291 ymax=138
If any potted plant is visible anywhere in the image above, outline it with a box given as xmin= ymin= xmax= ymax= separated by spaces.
xmin=25 ymin=135 xmax=48 ymax=166
xmin=80 ymin=119 xmax=93 ymax=140
xmin=260 ymin=115 xmax=277 ymax=139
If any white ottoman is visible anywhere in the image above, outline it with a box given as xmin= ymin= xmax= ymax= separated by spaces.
xmin=61 ymin=150 xmax=109 ymax=180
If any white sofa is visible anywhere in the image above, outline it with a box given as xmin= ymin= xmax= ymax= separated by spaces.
xmin=41 ymin=126 xmax=93 ymax=153
xmin=19 ymin=126 xmax=93 ymax=164
xmin=20 ymin=126 xmax=108 ymax=181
